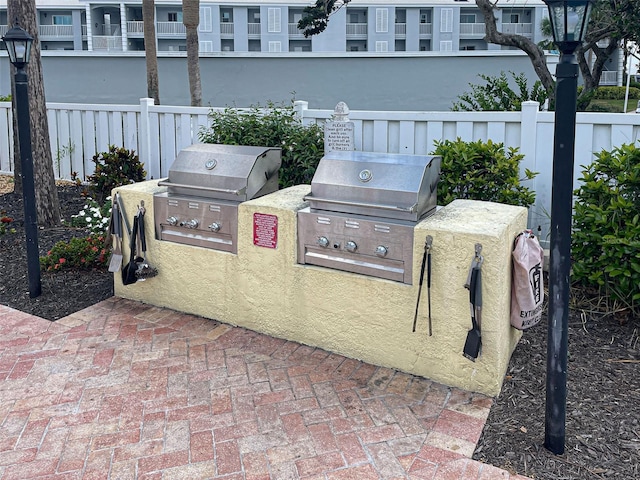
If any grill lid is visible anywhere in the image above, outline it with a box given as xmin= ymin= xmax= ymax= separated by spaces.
xmin=159 ymin=143 xmax=282 ymax=201
xmin=305 ymin=151 xmax=441 ymax=222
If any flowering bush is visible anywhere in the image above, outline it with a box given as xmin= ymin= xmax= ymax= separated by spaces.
xmin=70 ymin=197 xmax=112 ymax=235
xmin=0 ymin=214 xmax=16 ymax=236
xmin=40 ymin=235 xmax=109 ymax=272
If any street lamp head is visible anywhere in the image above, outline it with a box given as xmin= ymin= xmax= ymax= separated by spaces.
xmin=2 ymin=20 xmax=34 ymax=69
xmin=543 ymin=0 xmax=594 ymax=54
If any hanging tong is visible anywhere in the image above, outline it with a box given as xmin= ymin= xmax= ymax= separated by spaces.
xmin=463 ymin=243 xmax=483 ymax=361
xmin=413 ymin=235 xmax=433 ymax=334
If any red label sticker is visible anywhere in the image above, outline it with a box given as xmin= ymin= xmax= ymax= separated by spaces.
xmin=253 ymin=213 xmax=278 ymax=249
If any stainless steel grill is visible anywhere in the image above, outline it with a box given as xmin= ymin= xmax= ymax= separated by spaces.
xmin=297 ymin=151 xmax=441 ymax=283
xmin=154 ymin=143 xmax=282 ymax=253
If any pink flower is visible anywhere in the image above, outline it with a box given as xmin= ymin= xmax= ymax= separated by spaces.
xmin=59 ymin=258 xmax=66 ymax=264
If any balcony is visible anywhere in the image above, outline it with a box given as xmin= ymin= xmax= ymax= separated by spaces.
xmin=92 ymin=36 xmax=123 ymax=51
xmin=419 ymin=23 xmax=432 ymax=36
xmin=346 ymin=23 xmax=367 ymax=38
xmin=0 ymin=25 xmax=8 ymax=37
xmin=127 ymin=21 xmax=144 ymax=36
xmin=501 ymin=22 xmax=533 ymax=37
xmin=459 ymin=23 xmax=486 ymax=37
xmin=220 ymin=22 xmax=234 ymax=37
xmin=248 ymin=23 xmax=261 ymax=37
xmin=156 ymin=22 xmax=186 ymax=36
xmin=39 ymin=25 xmax=74 ymax=39
xmin=395 ymin=23 xmax=406 ymax=37
xmin=289 ymin=23 xmax=304 ymax=38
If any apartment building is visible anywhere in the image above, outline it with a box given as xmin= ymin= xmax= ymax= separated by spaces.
xmin=0 ymin=0 xmax=549 ymax=54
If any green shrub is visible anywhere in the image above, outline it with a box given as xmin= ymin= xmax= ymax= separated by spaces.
xmin=571 ymin=142 xmax=640 ymax=316
xmin=430 ymin=138 xmax=537 ymax=207
xmin=452 ymin=71 xmax=548 ymax=111
xmin=591 ymin=86 xmax=640 ymax=100
xmin=0 ymin=94 xmax=11 ymax=102
xmin=198 ymin=100 xmax=324 ymax=187
xmin=40 ymin=235 xmax=110 ymax=272
xmin=86 ymin=145 xmax=146 ymax=204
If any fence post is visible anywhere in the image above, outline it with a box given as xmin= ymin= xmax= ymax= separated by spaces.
xmin=139 ymin=97 xmax=154 ymax=179
xmin=520 ymin=101 xmax=539 ymax=176
xmin=294 ymin=100 xmax=308 ymax=124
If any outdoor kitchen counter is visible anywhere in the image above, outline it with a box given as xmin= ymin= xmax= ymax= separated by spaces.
xmin=114 ymin=181 xmax=527 ymax=396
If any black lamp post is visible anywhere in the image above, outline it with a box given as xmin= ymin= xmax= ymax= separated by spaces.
xmin=541 ymin=0 xmax=593 ymax=455
xmin=2 ymin=21 xmax=41 ymax=298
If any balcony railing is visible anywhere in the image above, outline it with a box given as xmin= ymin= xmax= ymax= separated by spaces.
xmin=346 ymin=23 xmax=367 ymax=37
xmin=289 ymin=23 xmax=304 ymax=37
xmin=419 ymin=23 xmax=432 ymax=36
xmin=39 ymin=25 xmax=74 ymax=38
xmin=127 ymin=21 xmax=144 ymax=35
xmin=82 ymin=24 xmax=87 ymax=36
xmin=501 ymin=22 xmax=533 ymax=36
xmin=459 ymin=23 xmax=486 ymax=36
xmin=395 ymin=23 xmax=406 ymax=36
xmin=93 ymin=24 xmax=121 ymax=36
xmin=0 ymin=25 xmax=8 ymax=37
xmin=92 ymin=36 xmax=123 ymax=51
xmin=156 ymin=22 xmax=186 ymax=36
xmin=247 ymin=23 xmax=261 ymax=36
xmin=220 ymin=22 xmax=234 ymax=35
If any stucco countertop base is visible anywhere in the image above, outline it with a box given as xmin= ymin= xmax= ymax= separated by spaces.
xmin=114 ymin=181 xmax=527 ymax=396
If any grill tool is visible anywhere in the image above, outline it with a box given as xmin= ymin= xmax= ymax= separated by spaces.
xmin=463 ymin=243 xmax=483 ymax=361
xmin=108 ymin=201 xmax=123 ymax=273
xmin=135 ymin=203 xmax=158 ymax=281
xmin=412 ymin=235 xmax=433 ymax=333
xmin=122 ymin=212 xmax=140 ymax=286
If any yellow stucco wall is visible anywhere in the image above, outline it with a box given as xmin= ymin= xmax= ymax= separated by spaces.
xmin=114 ymin=181 xmax=527 ymax=396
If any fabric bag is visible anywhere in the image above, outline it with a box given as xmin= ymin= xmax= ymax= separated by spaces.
xmin=511 ymin=230 xmax=544 ymax=329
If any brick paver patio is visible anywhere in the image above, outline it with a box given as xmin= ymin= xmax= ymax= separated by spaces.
xmin=0 ymin=297 xmax=530 ymax=479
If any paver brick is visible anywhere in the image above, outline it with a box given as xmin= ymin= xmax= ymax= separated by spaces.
xmin=0 ymin=300 xmax=530 ymax=480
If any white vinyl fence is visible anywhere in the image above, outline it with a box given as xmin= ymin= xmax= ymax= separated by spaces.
xmin=1 ymin=98 xmax=639 ymax=246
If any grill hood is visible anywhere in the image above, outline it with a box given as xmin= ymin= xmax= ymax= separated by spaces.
xmin=158 ymin=143 xmax=282 ymax=202
xmin=305 ymin=151 xmax=441 ymax=222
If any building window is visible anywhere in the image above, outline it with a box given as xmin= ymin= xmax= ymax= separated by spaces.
xmin=199 ymin=41 xmax=213 ymax=52
xmin=420 ymin=12 xmax=431 ymax=24
xmin=168 ymin=12 xmax=183 ymax=22
xmin=440 ymin=9 xmax=453 ymax=33
xmin=199 ymin=7 xmax=212 ymax=32
xmin=376 ymin=8 xmax=388 ymax=33
xmin=53 ymin=15 xmax=72 ymax=25
xmin=268 ymin=41 xmax=282 ymax=52
xmin=460 ymin=14 xmax=476 ymax=24
xmin=268 ymin=8 xmax=281 ymax=33
xmin=375 ymin=41 xmax=388 ymax=52
xmin=510 ymin=14 xmax=520 ymax=23
xmin=221 ymin=10 xmax=232 ymax=23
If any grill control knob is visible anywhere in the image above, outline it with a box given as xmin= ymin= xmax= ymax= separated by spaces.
xmin=317 ymin=236 xmax=330 ymax=248
xmin=208 ymin=222 xmax=221 ymax=232
xmin=345 ymin=241 xmax=358 ymax=253
xmin=184 ymin=219 xmax=199 ymax=229
xmin=375 ymin=245 xmax=388 ymax=257
xmin=167 ymin=216 xmax=178 ymax=226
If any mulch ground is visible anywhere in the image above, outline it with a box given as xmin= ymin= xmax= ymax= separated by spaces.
xmin=0 ymin=175 xmax=638 ymax=479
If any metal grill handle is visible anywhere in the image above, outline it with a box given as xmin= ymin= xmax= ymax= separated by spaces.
xmin=158 ymin=180 xmax=247 ymax=196
xmin=304 ymin=195 xmax=417 ymax=213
